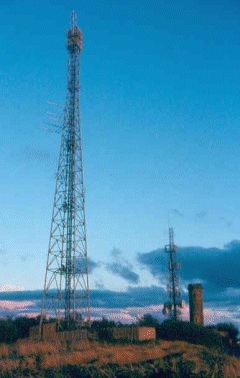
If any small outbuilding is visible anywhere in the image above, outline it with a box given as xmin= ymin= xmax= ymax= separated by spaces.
xmin=108 ymin=326 xmax=156 ymax=341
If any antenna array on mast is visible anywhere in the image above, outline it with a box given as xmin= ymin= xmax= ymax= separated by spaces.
xmin=163 ymin=227 xmax=182 ymax=320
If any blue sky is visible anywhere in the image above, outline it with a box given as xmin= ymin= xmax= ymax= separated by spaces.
xmin=1 ymin=0 xmax=240 ymax=310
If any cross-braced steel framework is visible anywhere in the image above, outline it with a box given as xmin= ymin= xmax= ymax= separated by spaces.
xmin=164 ymin=227 xmax=182 ymax=320
xmin=40 ymin=12 xmax=90 ymax=331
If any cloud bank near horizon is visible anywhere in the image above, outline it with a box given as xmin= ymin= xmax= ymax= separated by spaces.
xmin=1 ymin=239 xmax=240 ymax=326
xmin=0 ymin=285 xmax=238 ymax=328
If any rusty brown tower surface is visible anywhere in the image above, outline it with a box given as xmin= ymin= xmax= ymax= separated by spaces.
xmin=188 ymin=283 xmax=204 ymax=325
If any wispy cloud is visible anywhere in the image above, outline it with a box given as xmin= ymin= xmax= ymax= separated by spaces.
xmin=106 ymin=262 xmax=140 ymax=284
xmin=0 ymin=284 xmax=24 ymax=292
xmin=220 ymin=217 xmax=232 ymax=228
xmin=171 ymin=209 xmax=184 ymax=218
xmin=94 ymin=280 xmax=105 ymax=289
xmin=110 ymin=248 xmax=122 ymax=258
xmin=22 ymin=146 xmax=51 ymax=163
xmin=88 ymin=258 xmax=100 ymax=274
xmin=0 ymin=300 xmax=35 ymax=311
xmin=195 ymin=211 xmax=207 ymax=220
xmin=13 ymin=145 xmax=52 ymax=166
xmin=106 ymin=249 xmax=140 ymax=284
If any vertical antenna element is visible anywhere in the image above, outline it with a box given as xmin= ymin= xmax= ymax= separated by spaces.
xmin=71 ymin=10 xmax=77 ymax=31
xmin=40 ymin=13 xmax=90 ymax=333
xmin=164 ymin=227 xmax=182 ymax=320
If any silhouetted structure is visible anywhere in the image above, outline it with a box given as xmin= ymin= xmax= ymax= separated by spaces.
xmin=163 ymin=227 xmax=182 ymax=320
xmin=188 ymin=283 xmax=204 ymax=325
xmin=40 ymin=12 xmax=90 ymax=334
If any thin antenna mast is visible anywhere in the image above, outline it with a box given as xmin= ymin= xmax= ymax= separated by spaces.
xmin=71 ymin=10 xmax=77 ymax=30
xmin=164 ymin=227 xmax=182 ymax=320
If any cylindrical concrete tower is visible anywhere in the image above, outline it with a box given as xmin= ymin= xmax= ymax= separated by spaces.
xmin=188 ymin=284 xmax=204 ymax=325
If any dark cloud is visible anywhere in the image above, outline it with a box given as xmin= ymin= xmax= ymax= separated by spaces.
xmin=110 ymin=248 xmax=122 ymax=258
xmin=94 ymin=280 xmax=105 ymax=289
xmin=138 ymin=240 xmax=240 ymax=295
xmin=107 ymin=248 xmax=140 ymax=284
xmin=88 ymin=258 xmax=100 ymax=273
xmin=75 ymin=257 xmax=100 ymax=274
xmin=138 ymin=249 xmax=165 ymax=277
xmin=91 ymin=286 xmax=165 ymax=308
xmin=106 ymin=262 xmax=140 ymax=284
xmin=0 ymin=286 xmax=165 ymax=309
xmin=0 ymin=290 xmax=43 ymax=301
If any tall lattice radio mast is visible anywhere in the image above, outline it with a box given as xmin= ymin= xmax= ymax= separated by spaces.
xmin=40 ymin=12 xmax=90 ymax=330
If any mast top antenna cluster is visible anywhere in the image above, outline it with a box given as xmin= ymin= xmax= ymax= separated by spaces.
xmin=68 ymin=11 xmax=82 ymax=51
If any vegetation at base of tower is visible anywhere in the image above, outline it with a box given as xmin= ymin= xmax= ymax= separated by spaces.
xmin=137 ymin=313 xmax=160 ymax=328
xmin=58 ymin=316 xmax=85 ymax=332
xmin=0 ymin=315 xmax=239 ymax=357
xmin=0 ymin=361 xmax=225 ymax=378
xmin=138 ymin=314 xmax=239 ymax=355
xmin=0 ymin=317 xmax=40 ymax=343
xmin=0 ymin=339 xmax=236 ymax=377
xmin=212 ymin=322 xmax=239 ymax=342
xmin=0 ymin=316 xmax=238 ymax=377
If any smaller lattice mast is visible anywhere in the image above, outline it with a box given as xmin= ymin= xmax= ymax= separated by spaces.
xmin=163 ymin=227 xmax=182 ymax=320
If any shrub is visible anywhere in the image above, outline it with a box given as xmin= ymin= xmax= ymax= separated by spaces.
xmin=156 ymin=320 xmax=224 ymax=351
xmin=0 ymin=317 xmax=41 ymax=344
xmin=91 ymin=318 xmax=117 ymax=341
xmin=14 ymin=317 xmax=39 ymax=339
xmin=214 ymin=322 xmax=238 ymax=342
xmin=137 ymin=314 xmax=160 ymax=328
xmin=91 ymin=318 xmax=116 ymax=330
xmin=0 ymin=318 xmax=18 ymax=343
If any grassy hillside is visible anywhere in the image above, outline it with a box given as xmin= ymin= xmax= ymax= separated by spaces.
xmin=0 ymin=338 xmax=240 ymax=377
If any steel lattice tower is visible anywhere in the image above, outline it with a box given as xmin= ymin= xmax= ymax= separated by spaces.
xmin=40 ymin=12 xmax=90 ymax=331
xmin=164 ymin=227 xmax=182 ymax=320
